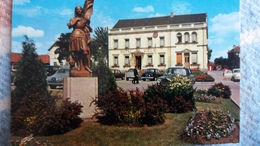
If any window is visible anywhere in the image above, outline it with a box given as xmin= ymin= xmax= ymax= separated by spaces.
xmin=148 ymin=55 xmax=152 ymax=64
xmin=114 ymin=39 xmax=118 ymax=49
xmin=124 ymin=56 xmax=130 ymax=65
xmin=160 ymin=37 xmax=165 ymax=47
xmin=125 ymin=39 xmax=129 ymax=49
xmin=148 ymin=37 xmax=152 ymax=48
xmin=184 ymin=32 xmax=190 ymax=43
xmin=192 ymin=32 xmax=197 ymax=42
xmin=160 ymin=55 xmax=165 ymax=64
xmin=191 ymin=53 xmax=198 ymax=64
xmin=184 ymin=53 xmax=190 ymax=63
xmin=177 ymin=33 xmax=182 ymax=43
xmin=136 ymin=38 xmax=141 ymax=48
xmin=114 ymin=56 xmax=118 ymax=65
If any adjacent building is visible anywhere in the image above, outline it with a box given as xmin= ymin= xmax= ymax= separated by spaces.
xmin=108 ymin=13 xmax=208 ymax=72
xmin=11 ymin=53 xmax=50 ymax=70
xmin=227 ymin=45 xmax=240 ymax=69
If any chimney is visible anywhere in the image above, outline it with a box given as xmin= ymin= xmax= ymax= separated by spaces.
xmin=170 ymin=12 xmax=174 ymax=17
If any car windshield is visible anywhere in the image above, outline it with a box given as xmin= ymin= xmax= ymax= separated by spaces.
xmin=233 ymin=70 xmax=239 ymax=73
xmin=166 ymin=68 xmax=187 ymax=76
xmin=146 ymin=69 xmax=155 ymax=72
xmin=57 ymin=69 xmax=68 ymax=73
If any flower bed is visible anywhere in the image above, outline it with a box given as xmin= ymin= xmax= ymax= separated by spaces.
xmin=180 ymin=109 xmax=239 ymax=144
xmin=196 ymin=74 xmax=215 ymax=82
xmin=194 ymin=89 xmax=221 ymax=103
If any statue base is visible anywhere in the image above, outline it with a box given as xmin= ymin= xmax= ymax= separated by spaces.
xmin=70 ymin=69 xmax=91 ymax=77
xmin=63 ymin=77 xmax=98 ymax=119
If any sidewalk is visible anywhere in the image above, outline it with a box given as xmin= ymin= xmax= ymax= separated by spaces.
xmin=207 ymin=71 xmax=240 ymax=108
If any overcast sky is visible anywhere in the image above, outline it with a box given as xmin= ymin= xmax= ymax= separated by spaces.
xmin=12 ymin=0 xmax=239 ymax=61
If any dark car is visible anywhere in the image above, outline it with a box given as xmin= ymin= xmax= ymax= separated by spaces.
xmin=111 ymin=69 xmax=125 ymax=80
xmin=46 ymin=66 xmax=70 ymax=89
xmin=157 ymin=66 xmax=195 ymax=86
xmin=141 ymin=68 xmax=163 ymax=81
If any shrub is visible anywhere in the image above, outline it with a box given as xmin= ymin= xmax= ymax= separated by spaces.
xmin=47 ymin=98 xmax=83 ymax=135
xmin=11 ymin=92 xmax=83 ymax=136
xmin=92 ymin=87 xmax=167 ymax=126
xmin=144 ymin=75 xmax=196 ymax=113
xmin=166 ymin=75 xmax=196 ymax=113
xmin=92 ymin=87 xmax=132 ymax=125
xmin=214 ymin=82 xmax=232 ymax=99
xmin=207 ymin=83 xmax=231 ymax=99
xmin=11 ymin=91 xmax=57 ymax=136
xmin=207 ymin=86 xmax=221 ymax=97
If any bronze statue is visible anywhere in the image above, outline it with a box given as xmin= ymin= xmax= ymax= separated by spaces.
xmin=67 ymin=0 xmax=94 ymax=76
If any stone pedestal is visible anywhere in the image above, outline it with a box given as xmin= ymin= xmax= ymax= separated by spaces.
xmin=63 ymin=77 xmax=98 ymax=119
xmin=70 ymin=70 xmax=91 ymax=77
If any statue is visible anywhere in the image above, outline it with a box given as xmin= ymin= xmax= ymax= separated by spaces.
xmin=67 ymin=0 xmax=94 ymax=77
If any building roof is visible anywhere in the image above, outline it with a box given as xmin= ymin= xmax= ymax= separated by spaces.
xmin=11 ymin=53 xmax=22 ymax=62
xmin=112 ymin=13 xmax=207 ymax=29
xmin=39 ymin=54 xmax=50 ymax=64
xmin=11 ymin=53 xmax=50 ymax=64
xmin=228 ymin=45 xmax=240 ymax=53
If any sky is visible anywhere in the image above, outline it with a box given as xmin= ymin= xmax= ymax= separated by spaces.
xmin=11 ymin=0 xmax=239 ymax=61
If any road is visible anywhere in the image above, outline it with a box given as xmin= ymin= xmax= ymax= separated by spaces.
xmin=116 ymin=70 xmax=240 ymax=107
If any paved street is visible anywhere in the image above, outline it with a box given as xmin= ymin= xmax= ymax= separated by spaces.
xmin=116 ymin=70 xmax=240 ymax=107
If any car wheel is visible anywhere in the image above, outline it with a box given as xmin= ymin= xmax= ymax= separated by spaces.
xmin=50 ymin=85 xmax=56 ymax=89
xmin=126 ymin=78 xmax=129 ymax=81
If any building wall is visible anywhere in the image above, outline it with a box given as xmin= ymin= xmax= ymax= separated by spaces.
xmin=108 ymin=21 xmax=208 ymax=72
xmin=49 ymin=45 xmax=67 ymax=66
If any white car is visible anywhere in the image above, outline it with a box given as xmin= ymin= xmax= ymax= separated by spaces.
xmin=223 ymin=70 xmax=233 ymax=80
xmin=231 ymin=68 xmax=240 ymax=81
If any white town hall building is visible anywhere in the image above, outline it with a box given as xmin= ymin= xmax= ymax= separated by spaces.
xmin=108 ymin=13 xmax=208 ymax=72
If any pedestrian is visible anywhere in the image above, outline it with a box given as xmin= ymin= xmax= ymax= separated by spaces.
xmin=133 ymin=66 xmax=139 ymax=84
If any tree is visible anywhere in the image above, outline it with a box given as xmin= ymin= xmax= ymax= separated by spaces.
xmin=12 ymin=35 xmax=48 ymax=112
xmin=214 ymin=57 xmax=229 ymax=69
xmin=92 ymin=27 xmax=108 ymax=62
xmin=92 ymin=57 xmax=117 ymax=96
xmin=207 ymin=47 xmax=212 ymax=62
xmin=54 ymin=33 xmax=71 ymax=64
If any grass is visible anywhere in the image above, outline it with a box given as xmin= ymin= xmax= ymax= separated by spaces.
xmin=11 ymin=98 xmax=239 ymax=146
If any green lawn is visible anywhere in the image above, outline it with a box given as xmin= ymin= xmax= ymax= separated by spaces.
xmin=11 ymin=98 xmax=239 ymax=146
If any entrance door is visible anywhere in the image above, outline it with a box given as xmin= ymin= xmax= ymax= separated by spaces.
xmin=135 ymin=56 xmax=141 ymax=69
xmin=184 ymin=53 xmax=190 ymax=68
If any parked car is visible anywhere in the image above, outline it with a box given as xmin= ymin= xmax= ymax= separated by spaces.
xmin=140 ymin=68 xmax=163 ymax=81
xmin=223 ymin=69 xmax=233 ymax=80
xmin=231 ymin=68 xmax=240 ymax=81
xmin=46 ymin=66 xmax=70 ymax=89
xmin=125 ymin=68 xmax=136 ymax=81
xmin=45 ymin=65 xmax=59 ymax=76
xmin=111 ymin=69 xmax=125 ymax=80
xmin=157 ymin=66 xmax=195 ymax=86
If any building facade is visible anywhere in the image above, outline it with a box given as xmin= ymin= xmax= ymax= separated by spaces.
xmin=108 ymin=13 xmax=208 ymax=72
xmin=48 ymin=43 xmax=67 ymax=66
xmin=227 ymin=45 xmax=240 ymax=69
